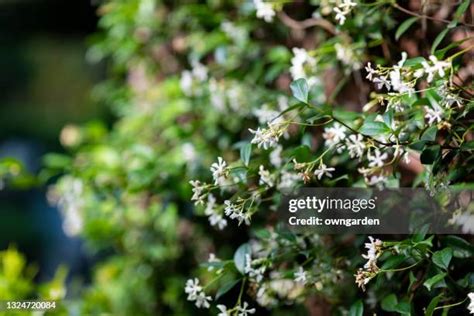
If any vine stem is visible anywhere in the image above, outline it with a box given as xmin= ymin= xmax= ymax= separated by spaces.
xmin=380 ymin=260 xmax=422 ymax=272
xmin=433 ymin=297 xmax=468 ymax=311
xmin=392 ymin=3 xmax=474 ymax=28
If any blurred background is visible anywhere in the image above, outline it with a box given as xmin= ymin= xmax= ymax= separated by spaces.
xmin=0 ymin=0 xmax=102 ymax=282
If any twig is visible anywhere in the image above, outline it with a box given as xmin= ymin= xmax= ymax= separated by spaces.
xmin=277 ymin=11 xmax=337 ymax=35
xmin=393 ymin=3 xmax=474 ymax=28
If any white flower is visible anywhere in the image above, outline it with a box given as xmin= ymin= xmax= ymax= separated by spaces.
xmin=237 ymin=302 xmax=256 ymax=316
xmin=424 ymin=106 xmax=443 ymax=124
xmin=294 ymin=266 xmax=308 ymax=284
xmin=290 ymin=47 xmax=318 ymax=86
xmin=217 ymin=305 xmax=230 ymax=316
xmin=333 ymin=7 xmax=347 ymax=25
xmin=51 ymin=177 xmax=85 ymax=237
xmin=253 ymin=104 xmax=281 ymax=124
xmin=258 ymin=165 xmax=275 ymax=187
xmin=366 ymin=175 xmax=387 ymax=187
xmin=224 ymin=200 xmax=251 ymax=225
xmin=210 ymin=157 xmax=228 ymax=185
xmin=245 ymin=254 xmax=265 ymax=282
xmin=346 ymin=134 xmax=365 ymax=159
xmin=389 ymin=68 xmax=413 ymax=95
xmin=422 ymin=55 xmax=451 ymax=83
xmin=180 ymin=70 xmax=194 ymax=95
xmin=184 ymin=278 xmax=202 ymax=300
xmin=191 ymin=60 xmax=208 ymax=81
xmin=362 ymin=236 xmax=383 ymax=268
xmin=373 ymin=76 xmax=391 ymax=90
xmin=314 ymin=163 xmax=335 ymax=180
xmin=207 ymin=253 xmax=221 ymax=271
xmin=270 ymin=145 xmax=283 ymax=167
xmin=468 ymin=292 xmax=474 ymax=314
xmin=253 ymin=0 xmax=275 ymax=22
xmin=323 ymin=123 xmax=346 ymax=150
xmin=277 ymin=170 xmax=301 ymax=190
xmin=367 ymin=149 xmax=388 ymax=168
xmin=194 ymin=291 xmax=212 ymax=309
xmin=209 ymin=213 xmax=228 ymax=230
xmin=365 ymin=62 xmax=377 ymax=81
xmin=450 ymin=212 xmax=474 ymax=234
xmin=335 ymin=43 xmax=360 ymax=69
xmin=190 ymin=180 xmax=206 ymax=205
xmin=249 ymin=122 xmax=285 ymax=150
xmin=340 ymin=0 xmax=357 ymax=9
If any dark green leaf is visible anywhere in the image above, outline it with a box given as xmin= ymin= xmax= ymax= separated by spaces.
xmin=381 ymin=294 xmax=398 ymax=312
xmin=290 ymin=78 xmax=309 ymax=103
xmin=431 ymin=29 xmax=450 ymax=54
xmin=423 ymin=273 xmax=446 ymax=291
xmin=421 ymin=126 xmax=438 ymax=142
xmin=240 ymin=142 xmax=252 ymax=166
xmin=461 ymin=141 xmax=474 ymax=151
xmin=359 ymin=121 xmax=391 ymax=136
xmin=420 ymin=145 xmax=441 ymax=165
xmin=432 ymin=248 xmax=453 ymax=270
xmin=215 ymin=279 xmax=241 ymax=299
xmin=396 ymin=17 xmax=418 ymax=40
xmin=425 ymin=294 xmax=442 ymax=316
xmin=444 ymin=235 xmax=474 ymax=258
xmin=349 ymin=300 xmax=364 ymax=316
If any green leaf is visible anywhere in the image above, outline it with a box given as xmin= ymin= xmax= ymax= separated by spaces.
xmin=349 ymin=300 xmax=364 ymax=316
xmin=396 ymin=17 xmax=418 ymax=40
xmin=289 ymin=145 xmax=313 ymax=162
xmin=460 ymin=141 xmax=474 ymax=151
xmin=455 ymin=0 xmax=470 ymax=19
xmin=423 ymin=273 xmax=446 ymax=291
xmin=383 ymin=110 xmax=394 ymax=128
xmin=431 ymin=28 xmax=449 ymax=54
xmin=425 ymin=294 xmax=442 ymax=316
xmin=432 ymin=248 xmax=453 ymax=270
xmin=233 ymin=243 xmax=251 ymax=275
xmin=444 ymin=235 xmax=474 ymax=258
xmin=420 ymin=145 xmax=441 ymax=165
xmin=421 ymin=126 xmax=438 ymax=142
xmin=409 ymin=140 xmax=427 ymax=151
xmin=240 ymin=142 xmax=252 ymax=167
xmin=290 ymin=78 xmax=309 ymax=103
xmin=359 ymin=121 xmax=390 ymax=136
xmin=381 ymin=294 xmax=398 ymax=312
xmin=381 ymin=255 xmax=406 ymax=270
xmin=43 ymin=153 xmax=72 ymax=169
xmin=215 ymin=278 xmax=241 ymax=299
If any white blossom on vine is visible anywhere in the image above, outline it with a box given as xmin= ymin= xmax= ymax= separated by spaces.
xmin=424 ymin=106 xmax=443 ymax=124
xmin=210 ymin=157 xmax=228 ymax=185
xmin=323 ymin=123 xmax=347 ymax=151
xmin=258 ymin=165 xmax=275 ymax=187
xmin=346 ymin=134 xmax=366 ymax=159
xmin=294 ymin=267 xmax=308 ymax=285
xmin=333 ymin=0 xmax=357 ymax=25
xmin=421 ymin=55 xmax=451 ymax=83
xmin=290 ymin=48 xmax=318 ymax=86
xmin=367 ymin=149 xmax=388 ymax=168
xmin=314 ymin=163 xmax=335 ymax=180
xmin=217 ymin=305 xmax=230 ymax=316
xmin=190 ymin=180 xmax=206 ymax=205
xmin=253 ymin=0 xmax=275 ymax=23
xmin=467 ymin=292 xmax=474 ymax=314
xmin=237 ymin=302 xmax=256 ymax=316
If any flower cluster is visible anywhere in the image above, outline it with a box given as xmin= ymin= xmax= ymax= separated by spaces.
xmin=333 ymin=0 xmax=357 ymax=25
xmin=354 ymin=236 xmax=383 ymax=291
xmin=184 ymin=278 xmax=212 ymax=309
